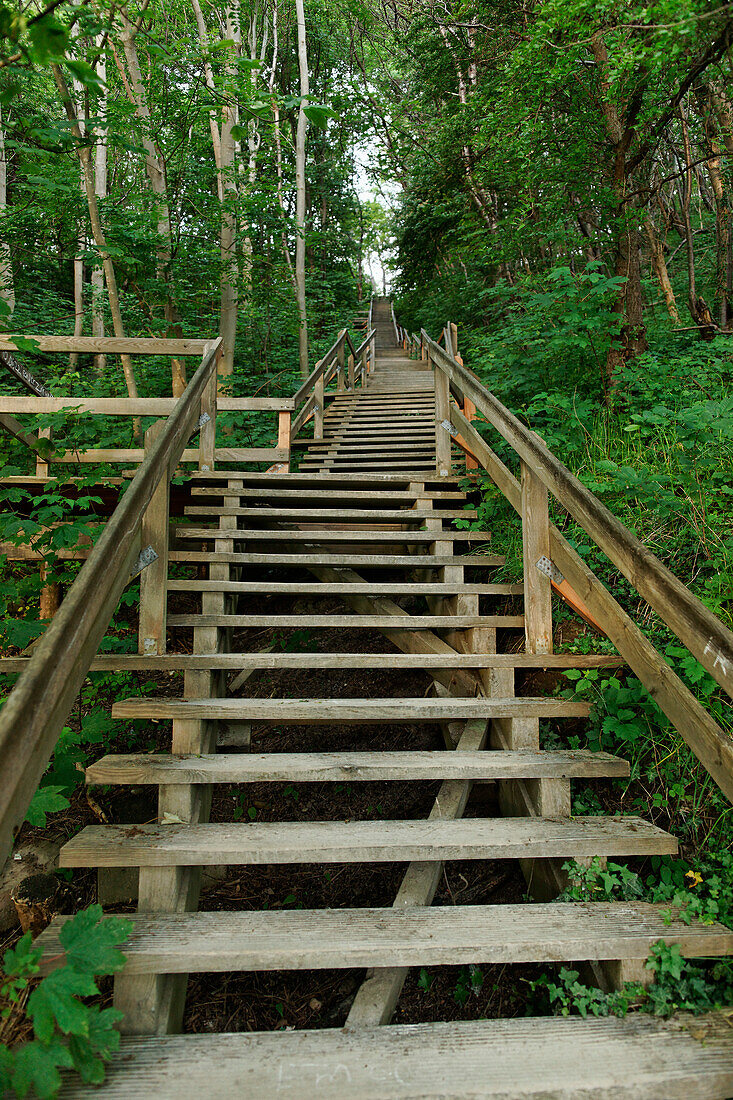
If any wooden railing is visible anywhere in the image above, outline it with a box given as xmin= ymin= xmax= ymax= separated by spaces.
xmin=0 ymin=336 xmax=292 ymax=475
xmin=290 ymin=326 xmax=375 ymax=442
xmin=409 ymin=323 xmax=733 ymax=803
xmin=0 ymin=320 xmax=377 ymax=860
xmin=0 ymin=339 xmax=225 ymax=860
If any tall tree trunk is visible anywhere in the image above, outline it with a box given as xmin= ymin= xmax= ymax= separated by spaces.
xmin=644 ymin=212 xmax=680 ymax=325
xmin=589 ymin=33 xmax=647 ymax=396
xmin=295 ymin=0 xmax=309 ymax=378
xmin=679 ymin=102 xmax=716 ymax=335
xmin=699 ymin=86 xmax=732 ymax=328
xmin=118 ymin=16 xmax=186 ymax=392
xmin=190 ymin=0 xmax=223 ymax=194
xmin=91 ymin=41 xmax=107 ymax=374
xmin=52 ymin=63 xmax=138 ymax=398
xmin=217 ymin=2 xmax=241 ymax=381
xmin=0 ymin=106 xmax=15 ymax=325
xmin=270 ymin=0 xmax=295 ymax=280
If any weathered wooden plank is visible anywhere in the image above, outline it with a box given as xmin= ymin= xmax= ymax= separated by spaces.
xmin=0 ymin=397 xmax=292 ymax=415
xmin=0 ymin=651 xmax=625 ymax=673
xmin=173 ymin=528 xmax=490 ymax=542
xmin=85 ymin=748 xmax=628 ymax=785
xmin=168 ymin=551 xmax=505 ymax=567
xmin=58 ymin=816 xmax=677 ymax=868
xmin=0 ymin=335 xmax=209 ymax=354
xmin=111 ymin=697 xmax=589 ymax=722
xmin=182 ymin=507 xmax=475 ymax=521
xmin=166 ymin=614 xmax=525 ymax=629
xmin=50 ymin=1013 xmax=733 ymax=1099
xmin=166 ymin=581 xmax=521 ymax=595
xmin=38 ymin=901 xmax=730 ymax=976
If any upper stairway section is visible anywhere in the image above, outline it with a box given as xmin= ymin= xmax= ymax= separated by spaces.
xmin=296 ymin=297 xmax=436 ymax=474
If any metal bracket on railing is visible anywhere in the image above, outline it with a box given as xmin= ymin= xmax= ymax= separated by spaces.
xmin=130 ymin=545 xmax=158 ymax=579
xmin=440 ymin=418 xmax=458 ymax=437
xmin=536 ymin=556 xmax=565 ymax=584
xmin=197 ymin=411 xmax=211 ymax=429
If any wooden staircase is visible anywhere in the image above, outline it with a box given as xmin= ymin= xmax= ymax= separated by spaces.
xmin=28 ymin=303 xmax=733 ymax=1096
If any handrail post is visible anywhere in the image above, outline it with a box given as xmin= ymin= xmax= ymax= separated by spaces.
xmin=336 ymin=333 xmax=346 ymax=392
xmin=348 ymin=350 xmax=355 ymax=389
xmin=450 ymin=322 xmax=458 ymax=358
xmin=315 ymin=374 xmax=324 ymax=437
xmin=138 ymin=419 xmax=170 ymax=656
xmin=277 ymin=411 xmax=291 ymax=470
xmin=35 ymin=425 xmax=51 ymax=478
xmin=463 ymin=398 xmax=478 ymax=471
xmin=198 ymin=345 xmax=220 ymax=471
xmin=521 ymin=461 xmax=553 ymax=654
xmin=433 ymin=354 xmax=452 ymax=477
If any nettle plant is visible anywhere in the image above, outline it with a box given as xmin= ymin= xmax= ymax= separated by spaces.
xmin=0 ymin=907 xmax=131 ymax=1098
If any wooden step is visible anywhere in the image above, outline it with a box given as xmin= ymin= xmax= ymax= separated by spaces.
xmin=303 ymin=444 xmax=437 ymax=455
xmin=173 ymin=529 xmax=488 ymax=543
xmin=169 ymin=551 xmax=505 ymax=567
xmin=182 ymin=507 xmax=475 ymax=521
xmin=185 ymin=471 xmax=464 ymax=485
xmin=166 ymin=581 xmax=522 ymax=596
xmin=38 ymin=901 xmax=730 ymax=976
xmin=296 ymin=461 xmax=441 ymax=471
xmin=111 ymin=696 xmax=588 ymax=722
xmin=0 ymin=652 xmax=625 ymax=673
xmin=50 ymin=1014 xmax=733 ymax=1098
xmin=166 ymin=614 xmax=524 ymax=629
xmin=189 ymin=489 xmax=467 ymax=500
xmin=86 ymin=748 xmax=628 ymax=785
xmin=58 ymin=815 xmax=677 ymax=869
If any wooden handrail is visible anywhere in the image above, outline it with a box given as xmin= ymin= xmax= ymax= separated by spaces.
xmin=449 ymin=402 xmax=733 ymax=802
xmin=0 ymin=336 xmax=210 ymax=355
xmin=0 ymin=338 xmax=221 ymax=861
xmin=291 ymin=326 xmax=375 ymax=436
xmin=424 ymin=329 xmax=733 ymax=701
xmin=292 ymin=330 xmax=346 ymax=409
xmin=0 ymin=396 xmax=294 ymax=415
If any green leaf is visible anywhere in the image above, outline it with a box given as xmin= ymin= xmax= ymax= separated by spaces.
xmin=25 ymin=786 xmax=70 ymax=827
xmin=58 ymin=906 xmax=132 ymax=975
xmin=64 ymin=59 xmax=105 ymax=91
xmin=68 ymin=1006 xmax=123 ymax=1084
xmin=303 ymin=104 xmax=338 ymax=128
xmin=11 ymin=1039 xmax=74 ymax=1099
xmin=27 ymin=967 xmax=99 ymax=1042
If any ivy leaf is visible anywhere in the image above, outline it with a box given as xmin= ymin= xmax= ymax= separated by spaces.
xmin=25 ymin=785 xmax=70 ymax=827
xmin=58 ymin=906 xmax=132 ymax=975
xmin=27 ymin=967 xmax=99 ymax=1042
xmin=11 ymin=1039 xmax=74 ymax=1100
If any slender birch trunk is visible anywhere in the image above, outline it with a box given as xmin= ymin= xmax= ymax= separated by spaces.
xmin=0 ymin=106 xmax=15 ymax=326
xmin=52 ymin=63 xmax=138 ymax=398
xmin=294 ymin=0 xmax=309 ymax=377
xmin=91 ymin=41 xmax=107 ymax=373
xmin=270 ymin=0 xmax=295 ymax=280
xmin=118 ymin=16 xmax=186 ymax=392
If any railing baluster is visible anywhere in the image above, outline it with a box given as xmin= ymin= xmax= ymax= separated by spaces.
xmin=138 ymin=419 xmax=170 ymax=657
xmin=520 ymin=461 xmax=553 ymax=655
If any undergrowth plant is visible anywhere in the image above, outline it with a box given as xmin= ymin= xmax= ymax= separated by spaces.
xmin=0 ymin=907 xmax=131 ymax=1098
